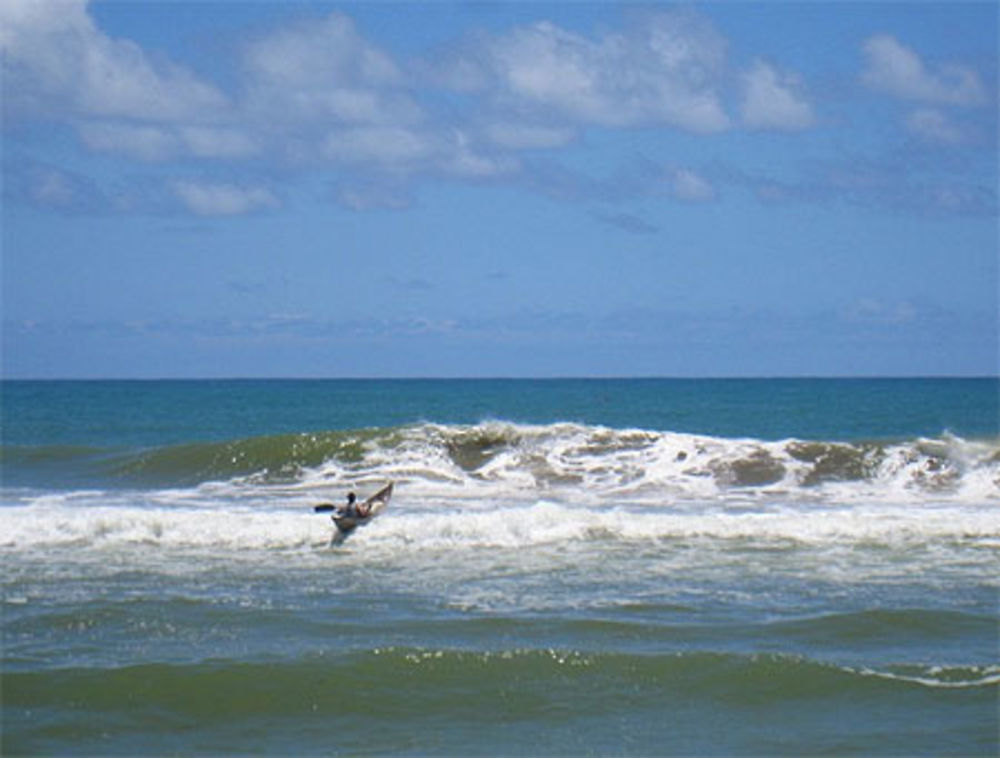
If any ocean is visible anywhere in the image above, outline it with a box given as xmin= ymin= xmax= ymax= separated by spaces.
xmin=2 ymin=378 xmax=998 ymax=755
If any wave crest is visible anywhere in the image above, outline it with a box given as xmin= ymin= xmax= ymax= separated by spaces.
xmin=352 ymin=422 xmax=1000 ymax=504
xmin=4 ymin=421 xmax=998 ymax=503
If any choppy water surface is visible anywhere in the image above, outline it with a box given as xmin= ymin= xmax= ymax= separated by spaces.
xmin=3 ymin=380 xmax=998 ymax=754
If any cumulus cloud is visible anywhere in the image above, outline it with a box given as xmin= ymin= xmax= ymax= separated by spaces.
xmin=21 ymin=1 xmax=988 ymax=226
xmin=180 ymin=127 xmax=261 ymax=159
xmin=740 ymin=60 xmax=815 ymax=131
xmin=77 ymin=122 xmax=260 ymax=162
xmin=670 ymin=168 xmax=716 ymax=202
xmin=332 ymin=179 xmax=414 ymax=211
xmin=243 ymin=12 xmax=399 ymax=90
xmin=473 ymin=12 xmax=731 ymax=133
xmin=241 ymin=12 xmax=422 ymax=127
xmin=322 ymin=126 xmax=515 ymax=182
xmin=905 ymin=108 xmax=973 ymax=146
xmin=78 ymin=122 xmax=179 ymax=162
xmin=861 ymin=35 xmax=987 ymax=106
xmin=323 ymin=127 xmax=434 ymax=169
xmin=0 ymin=0 xmax=227 ymax=122
xmin=171 ymin=181 xmax=280 ymax=216
xmin=1 ymin=1 xmax=499 ymax=201
xmin=484 ymin=123 xmax=577 ymax=150
xmin=3 ymin=160 xmax=109 ymax=213
xmin=237 ymin=12 xmax=515 ymax=181
xmin=29 ymin=169 xmax=77 ymax=207
xmin=6 ymin=2 xmax=820 ymax=219
xmin=1 ymin=2 xmax=421 ymax=163
xmin=737 ymin=154 xmax=997 ymax=218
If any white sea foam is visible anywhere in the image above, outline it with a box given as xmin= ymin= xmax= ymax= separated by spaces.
xmin=2 ymin=423 xmax=997 ymax=567
xmin=290 ymin=422 xmax=1000 ymax=509
xmin=2 ymin=486 xmax=997 ymax=557
xmin=856 ymin=664 xmax=1000 ymax=689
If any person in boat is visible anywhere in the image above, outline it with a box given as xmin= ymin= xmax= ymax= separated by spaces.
xmin=342 ymin=491 xmax=371 ymax=519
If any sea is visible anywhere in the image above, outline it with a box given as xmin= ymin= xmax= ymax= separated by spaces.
xmin=2 ymin=378 xmax=998 ymax=755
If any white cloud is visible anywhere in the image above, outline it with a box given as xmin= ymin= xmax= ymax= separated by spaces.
xmin=334 ymin=183 xmax=414 ymax=212
xmin=2 ymin=2 xmax=418 ymax=166
xmin=322 ymin=126 xmax=516 ymax=181
xmin=180 ymin=127 xmax=260 ymax=159
xmin=78 ymin=122 xmax=178 ymax=161
xmin=21 ymin=3 xmax=988 ymax=225
xmin=28 ymin=168 xmax=77 ymax=208
xmin=241 ymin=12 xmax=421 ymax=127
xmin=78 ymin=122 xmax=261 ymax=162
xmin=905 ymin=108 xmax=970 ymax=145
xmin=490 ymin=23 xmax=601 ymax=112
xmin=243 ymin=12 xmax=399 ymax=89
xmin=841 ymin=298 xmax=917 ymax=326
xmin=861 ymin=35 xmax=987 ymax=107
xmin=740 ymin=60 xmax=815 ymax=131
xmin=171 ymin=181 xmax=280 ymax=216
xmin=323 ymin=127 xmax=434 ymax=169
xmin=444 ymin=130 xmax=519 ymax=179
xmin=481 ymin=12 xmax=731 ymax=133
xmin=670 ymin=168 xmax=716 ymax=202
xmin=0 ymin=0 xmax=227 ymax=122
xmin=484 ymin=123 xmax=577 ymax=150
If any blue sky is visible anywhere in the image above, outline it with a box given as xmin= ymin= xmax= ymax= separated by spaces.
xmin=2 ymin=1 xmax=997 ymax=378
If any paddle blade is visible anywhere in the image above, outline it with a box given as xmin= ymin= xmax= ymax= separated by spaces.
xmin=313 ymin=503 xmax=337 ymax=513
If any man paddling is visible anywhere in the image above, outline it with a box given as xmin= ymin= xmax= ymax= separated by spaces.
xmin=313 ymin=483 xmax=393 ymax=544
xmin=343 ymin=491 xmax=371 ymax=519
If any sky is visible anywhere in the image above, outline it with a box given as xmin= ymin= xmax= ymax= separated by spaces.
xmin=1 ymin=0 xmax=997 ymax=378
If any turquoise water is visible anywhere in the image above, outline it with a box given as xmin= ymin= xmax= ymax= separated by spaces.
xmin=4 ymin=378 xmax=996 ymax=448
xmin=2 ymin=379 xmax=998 ymax=754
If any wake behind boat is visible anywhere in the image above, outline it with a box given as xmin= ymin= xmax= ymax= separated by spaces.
xmin=314 ymin=482 xmax=393 ymax=544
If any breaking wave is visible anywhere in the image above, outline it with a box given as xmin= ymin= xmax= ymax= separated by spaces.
xmin=4 ymin=421 xmax=998 ymax=502
xmin=3 ymin=422 xmax=998 ymax=557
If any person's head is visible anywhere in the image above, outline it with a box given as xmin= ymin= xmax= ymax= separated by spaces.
xmin=347 ymin=492 xmax=356 ymax=504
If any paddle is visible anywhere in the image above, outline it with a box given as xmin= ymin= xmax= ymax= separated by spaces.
xmin=313 ymin=503 xmax=339 ymax=513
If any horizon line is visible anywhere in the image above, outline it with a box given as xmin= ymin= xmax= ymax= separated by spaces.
xmin=2 ymin=374 xmax=997 ymax=382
